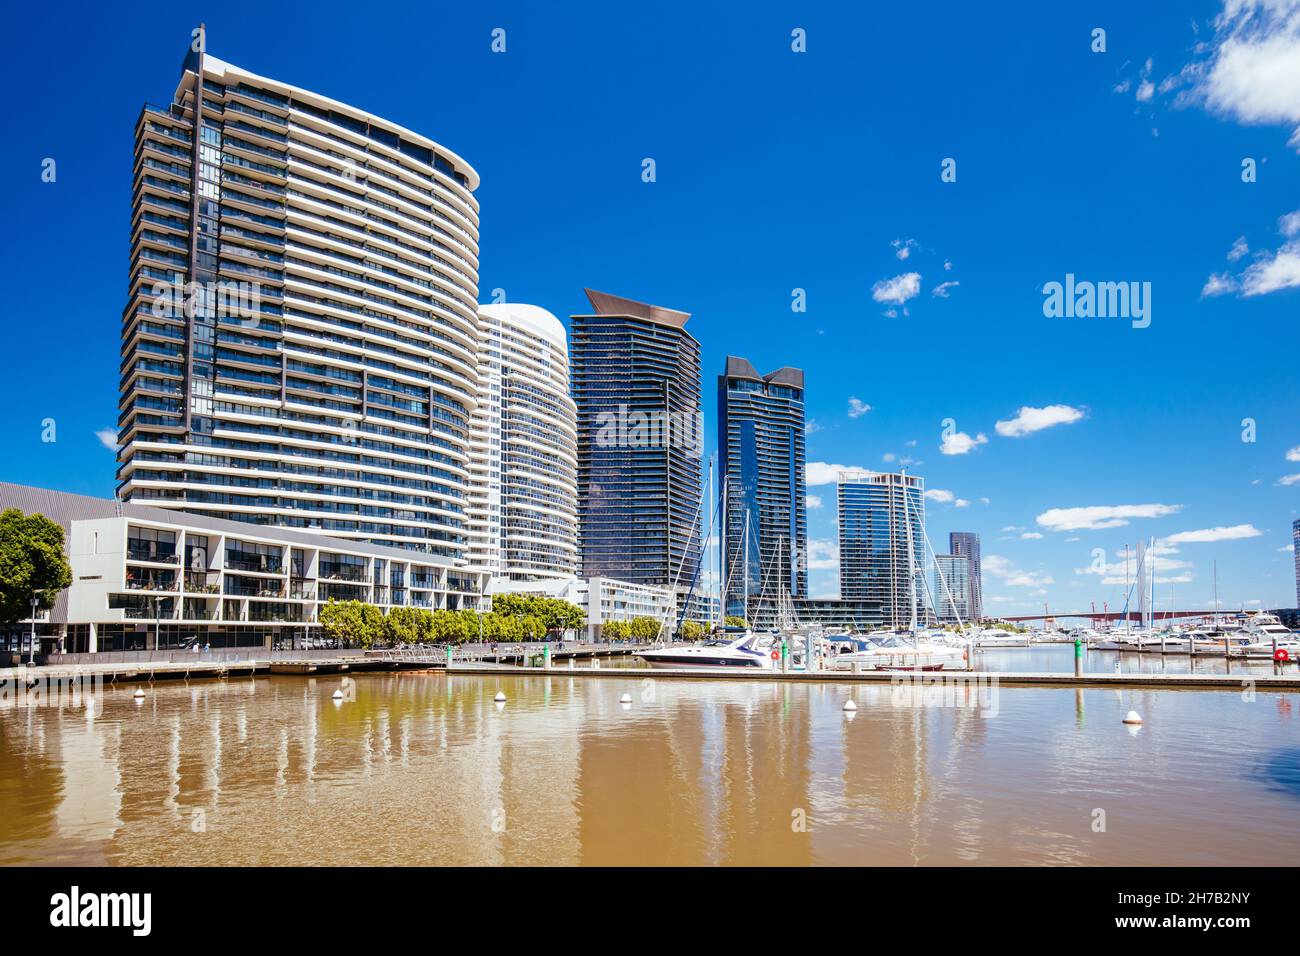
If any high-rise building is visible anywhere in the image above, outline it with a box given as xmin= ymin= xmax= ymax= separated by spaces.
xmin=838 ymin=471 xmax=927 ymax=628
xmin=949 ymin=531 xmax=983 ymax=622
xmin=115 ymin=35 xmax=482 ymax=566
xmin=717 ymin=356 xmax=807 ymax=619
xmin=467 ymin=304 xmax=577 ymax=582
xmin=570 ymin=289 xmax=703 ymax=595
xmin=1293 ymin=519 xmax=1300 ymax=608
xmin=932 ymin=554 xmax=971 ymax=624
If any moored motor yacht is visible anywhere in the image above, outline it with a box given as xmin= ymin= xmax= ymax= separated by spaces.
xmin=635 ymin=630 xmax=778 ymax=669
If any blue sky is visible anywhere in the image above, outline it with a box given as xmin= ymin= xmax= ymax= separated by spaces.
xmin=2 ymin=1 xmax=1298 ymax=614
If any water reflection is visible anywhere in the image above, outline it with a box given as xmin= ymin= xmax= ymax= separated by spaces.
xmin=0 ymin=673 xmax=1296 ymax=866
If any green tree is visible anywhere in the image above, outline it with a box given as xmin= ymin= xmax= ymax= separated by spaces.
xmin=319 ymin=599 xmax=384 ymax=649
xmin=679 ymin=620 xmax=705 ymax=641
xmin=628 ymin=616 xmax=661 ymax=641
xmin=603 ymin=619 xmax=630 ymax=642
xmin=0 ymin=509 xmax=72 ymax=624
xmin=384 ymin=606 xmax=420 ymax=645
xmin=725 ymin=615 xmax=747 ymax=629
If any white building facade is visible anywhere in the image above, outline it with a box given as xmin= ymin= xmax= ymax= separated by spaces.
xmin=467 ymin=303 xmax=578 ymax=582
xmin=116 ymin=42 xmax=482 ymax=562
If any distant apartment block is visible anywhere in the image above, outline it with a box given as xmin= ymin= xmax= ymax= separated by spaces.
xmin=948 ymin=531 xmax=983 ymax=622
xmin=838 ymin=471 xmax=927 ymax=629
xmin=932 ymin=554 xmax=971 ymax=624
xmin=1294 ymin=518 xmax=1299 ymax=608
xmin=717 ymin=356 xmax=807 ymax=620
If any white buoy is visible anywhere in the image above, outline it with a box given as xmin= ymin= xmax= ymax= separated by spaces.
xmin=494 ymin=691 xmax=507 ymax=703
xmin=842 ymin=699 xmax=857 ymax=712
xmin=619 ymin=693 xmax=632 ymax=704
xmin=132 ymin=688 xmax=146 ymax=699
xmin=332 ymin=689 xmax=344 ymax=701
xmin=1123 ymin=710 xmax=1143 ymax=725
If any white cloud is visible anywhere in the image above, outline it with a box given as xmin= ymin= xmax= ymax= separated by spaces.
xmin=954 ymin=498 xmax=970 ymax=508
xmin=1193 ymin=1 xmax=1300 ymax=148
xmin=1280 ymin=544 xmax=1296 ymax=553
xmin=1001 ymin=525 xmax=1025 ymax=532
xmin=1136 ymin=79 xmax=1155 ymax=101
xmin=985 ymin=554 xmax=1054 ymax=588
xmin=943 ymin=260 xmax=953 ymax=271
xmin=871 ymin=272 xmax=922 ymax=305
xmin=1286 ymin=445 xmax=1300 ymax=461
xmin=1036 ymin=503 xmax=1183 ymax=532
xmin=1201 ymin=271 xmax=1238 ymax=297
xmin=932 ymin=280 xmax=959 ymax=298
xmin=1280 ymin=209 xmax=1300 ymax=237
xmin=847 ymin=397 xmax=872 ymax=418
xmin=1228 ymin=235 xmax=1250 ymax=260
xmin=882 ymin=452 xmax=896 ymax=463
xmin=1277 ymin=473 xmax=1300 ymax=486
xmin=925 ymin=488 xmax=955 ymax=503
xmin=1239 ymin=241 xmax=1300 ymax=296
xmin=1161 ymin=524 xmax=1261 ymax=544
xmin=994 ymin=404 xmax=1085 ymax=437
xmin=940 ymin=430 xmax=988 ymax=456
xmin=892 ymin=238 xmax=918 ymax=260
xmin=1020 ymin=531 xmax=1044 ymax=540
xmin=1113 ymin=78 xmax=1132 ymax=93
xmin=804 ymin=419 xmax=823 ymax=436
xmin=95 ymin=429 xmax=118 ymax=451
xmin=805 ymin=494 xmax=823 ymax=510
xmin=807 ymin=539 xmax=839 ymax=571
xmin=806 ymin=461 xmax=872 ymax=486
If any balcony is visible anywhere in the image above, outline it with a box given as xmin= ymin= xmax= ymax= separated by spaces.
xmin=224 ymin=554 xmax=283 ymax=574
xmin=319 ymin=564 xmax=367 ymax=582
xmin=124 ymin=572 xmax=177 ymax=591
xmin=127 ymin=546 xmax=179 ymax=565
xmin=184 ymin=572 xmax=221 ymax=594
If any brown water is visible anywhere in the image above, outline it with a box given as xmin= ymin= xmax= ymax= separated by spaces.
xmin=1 ymin=672 xmax=1298 ymax=866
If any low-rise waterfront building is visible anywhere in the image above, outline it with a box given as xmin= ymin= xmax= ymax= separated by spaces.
xmin=0 ymin=482 xmax=488 ymax=656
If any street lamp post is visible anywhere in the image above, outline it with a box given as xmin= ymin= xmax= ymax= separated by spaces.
xmin=28 ymin=595 xmax=38 ymax=666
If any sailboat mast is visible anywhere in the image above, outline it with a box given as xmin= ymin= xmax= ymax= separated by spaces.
xmin=743 ymin=509 xmax=750 ymax=626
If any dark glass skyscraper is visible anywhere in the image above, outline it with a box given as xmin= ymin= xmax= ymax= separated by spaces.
xmin=571 ymin=290 xmax=703 ymax=593
xmin=718 ymin=356 xmax=807 ymax=619
xmin=949 ymin=531 xmax=983 ymax=622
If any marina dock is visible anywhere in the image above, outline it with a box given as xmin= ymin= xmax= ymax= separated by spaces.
xmin=0 ymin=643 xmax=649 ymax=686
xmin=442 ymin=661 xmax=1300 ymax=690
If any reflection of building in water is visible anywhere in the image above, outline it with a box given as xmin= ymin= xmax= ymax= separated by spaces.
xmin=0 ymin=699 xmax=124 ymax=861
xmin=575 ymin=681 xmax=814 ymax=865
xmin=826 ymin=684 xmax=991 ymax=864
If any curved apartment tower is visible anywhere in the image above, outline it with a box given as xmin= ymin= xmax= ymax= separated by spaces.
xmin=468 ymin=304 xmax=578 ymax=581
xmin=116 ymin=38 xmax=481 ymax=571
